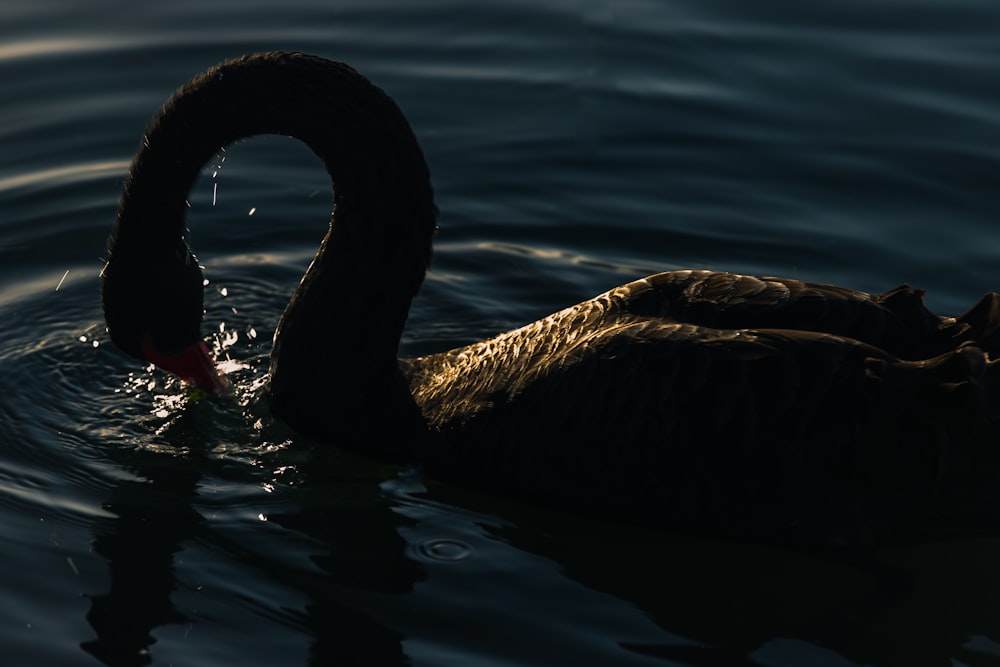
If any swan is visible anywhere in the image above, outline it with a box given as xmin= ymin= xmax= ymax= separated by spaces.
xmin=101 ymin=51 xmax=1000 ymax=543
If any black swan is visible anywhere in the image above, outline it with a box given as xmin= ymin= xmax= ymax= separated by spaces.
xmin=102 ymin=51 xmax=1000 ymax=543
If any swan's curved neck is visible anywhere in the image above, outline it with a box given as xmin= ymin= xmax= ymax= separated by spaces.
xmin=117 ymin=52 xmax=435 ymax=258
xmin=113 ymin=52 xmax=437 ymax=435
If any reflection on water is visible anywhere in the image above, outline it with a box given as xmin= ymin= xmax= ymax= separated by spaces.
xmin=0 ymin=37 xmax=136 ymax=62
xmin=80 ymin=441 xmax=420 ymax=666
xmin=82 ymin=457 xmax=202 ymax=665
xmin=0 ymin=160 xmax=127 ymax=193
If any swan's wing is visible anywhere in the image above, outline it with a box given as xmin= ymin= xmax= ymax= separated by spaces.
xmin=415 ymin=318 xmax=907 ymax=441
xmin=407 ymin=270 xmax=998 ymax=440
xmin=607 ymin=270 xmax=979 ymax=359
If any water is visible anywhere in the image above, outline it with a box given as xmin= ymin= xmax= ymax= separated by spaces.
xmin=3 ymin=1 xmax=1000 ymax=665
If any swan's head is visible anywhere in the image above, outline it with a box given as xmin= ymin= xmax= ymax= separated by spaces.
xmin=101 ymin=237 xmax=230 ymax=395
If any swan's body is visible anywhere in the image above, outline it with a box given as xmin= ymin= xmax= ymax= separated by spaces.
xmin=102 ymin=52 xmax=1000 ymax=543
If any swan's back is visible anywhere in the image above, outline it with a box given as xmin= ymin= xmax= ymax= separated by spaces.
xmin=406 ymin=270 xmax=996 ymax=429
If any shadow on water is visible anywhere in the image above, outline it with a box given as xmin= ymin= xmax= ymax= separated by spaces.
xmin=79 ymin=399 xmax=421 ymax=667
xmin=420 ymin=482 xmax=1000 ymax=667
xmin=81 ymin=454 xmax=204 ymax=665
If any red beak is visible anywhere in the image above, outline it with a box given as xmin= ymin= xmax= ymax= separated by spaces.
xmin=142 ymin=339 xmax=231 ymax=396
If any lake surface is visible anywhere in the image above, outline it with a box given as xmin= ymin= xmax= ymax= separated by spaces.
xmin=3 ymin=1 xmax=1000 ymax=665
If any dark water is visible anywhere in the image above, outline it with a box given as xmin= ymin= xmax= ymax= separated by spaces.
xmin=3 ymin=1 xmax=1000 ymax=665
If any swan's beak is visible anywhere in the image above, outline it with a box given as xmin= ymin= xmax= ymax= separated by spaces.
xmin=142 ymin=339 xmax=232 ymax=397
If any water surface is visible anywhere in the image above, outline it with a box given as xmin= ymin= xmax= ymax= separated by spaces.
xmin=2 ymin=1 xmax=1000 ymax=665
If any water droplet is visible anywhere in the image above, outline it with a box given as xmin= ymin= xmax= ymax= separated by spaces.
xmin=220 ymin=287 xmax=228 ymax=297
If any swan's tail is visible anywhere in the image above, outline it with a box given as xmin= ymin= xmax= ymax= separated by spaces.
xmin=888 ymin=341 xmax=1000 ymax=530
xmin=956 ymin=291 xmax=1000 ymax=357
